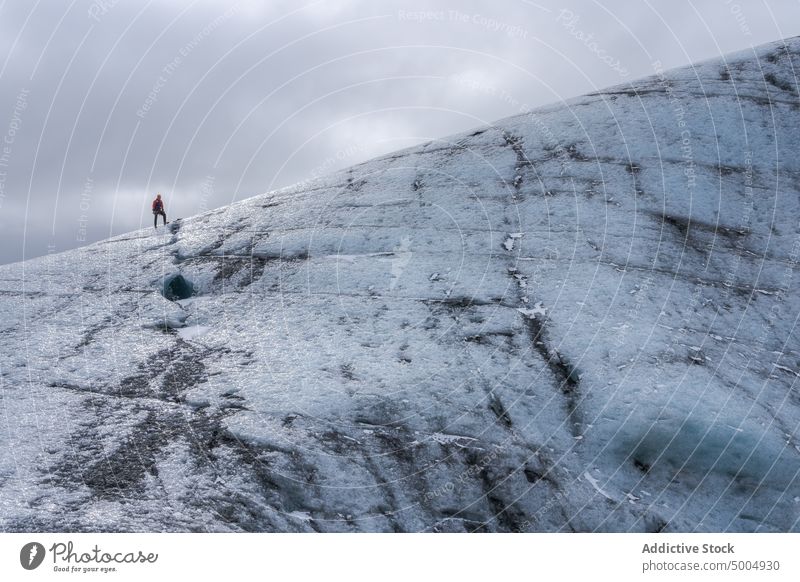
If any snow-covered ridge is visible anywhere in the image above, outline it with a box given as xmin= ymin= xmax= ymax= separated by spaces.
xmin=2 ymin=37 xmax=799 ymax=532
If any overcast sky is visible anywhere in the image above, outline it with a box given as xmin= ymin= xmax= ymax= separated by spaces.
xmin=0 ymin=0 xmax=796 ymax=264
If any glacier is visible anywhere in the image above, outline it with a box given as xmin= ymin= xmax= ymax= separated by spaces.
xmin=1 ymin=37 xmax=799 ymax=533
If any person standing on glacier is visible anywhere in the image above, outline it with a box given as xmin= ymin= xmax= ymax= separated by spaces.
xmin=152 ymin=193 xmax=168 ymax=229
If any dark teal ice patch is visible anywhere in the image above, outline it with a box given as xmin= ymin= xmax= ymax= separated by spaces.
xmin=161 ymin=273 xmax=194 ymax=300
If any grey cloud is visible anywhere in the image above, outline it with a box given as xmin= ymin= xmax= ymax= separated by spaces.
xmin=0 ymin=0 xmax=795 ymax=263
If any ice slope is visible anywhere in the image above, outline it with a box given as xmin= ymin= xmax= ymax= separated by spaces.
xmin=2 ymin=37 xmax=800 ymax=533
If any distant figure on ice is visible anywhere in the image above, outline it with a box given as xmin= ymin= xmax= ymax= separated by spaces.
xmin=152 ymin=193 xmax=168 ymax=229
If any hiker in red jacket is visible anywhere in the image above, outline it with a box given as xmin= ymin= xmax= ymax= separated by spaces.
xmin=152 ymin=193 xmax=168 ymax=229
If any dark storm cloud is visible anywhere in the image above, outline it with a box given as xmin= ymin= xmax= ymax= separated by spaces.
xmin=0 ymin=0 xmax=796 ymax=263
